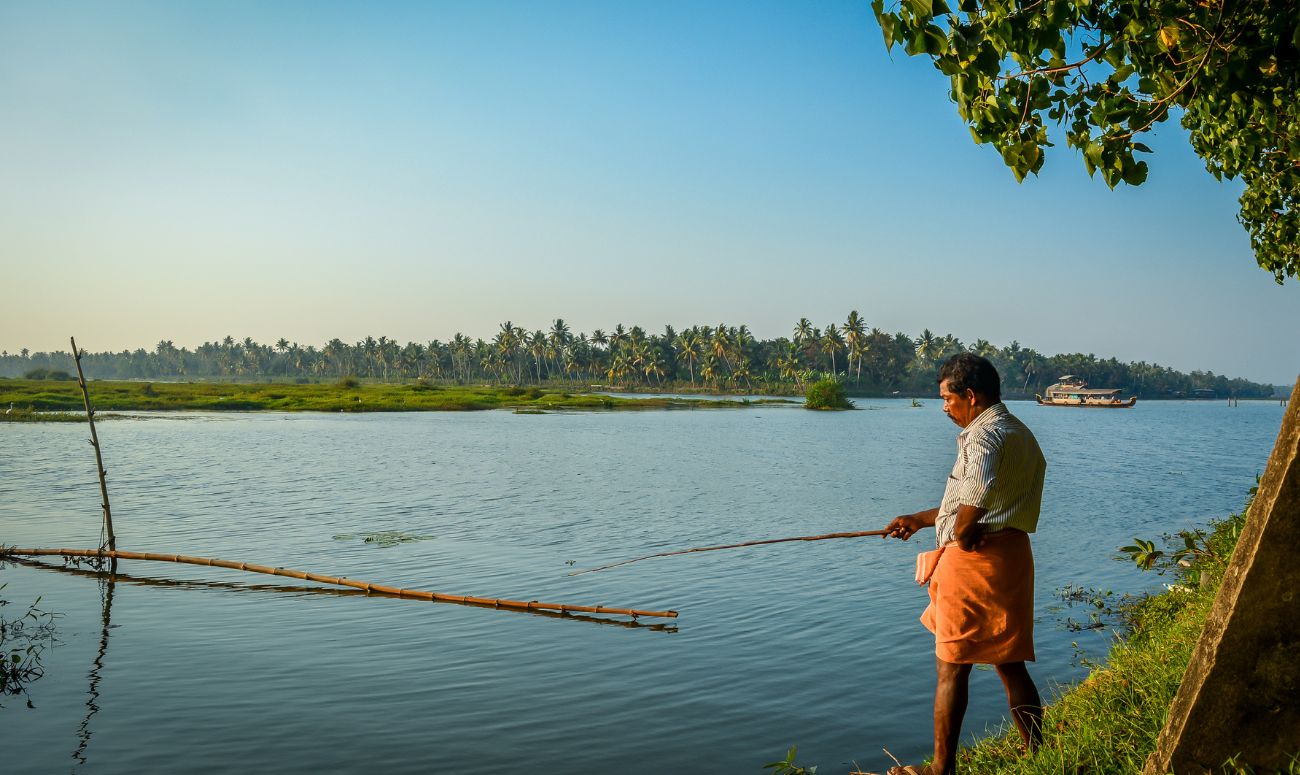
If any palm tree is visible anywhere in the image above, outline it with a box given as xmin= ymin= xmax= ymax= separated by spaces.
xmin=606 ymin=352 xmax=631 ymax=385
xmin=629 ymin=340 xmax=650 ymax=379
xmin=849 ymin=337 xmax=868 ymax=385
xmin=608 ymin=324 xmax=627 ymax=354
xmin=711 ymin=324 xmax=734 ymax=374
xmin=843 ymin=310 xmax=865 ymax=382
xmin=528 ymin=330 xmax=548 ymax=383
xmin=820 ymin=324 xmax=844 ymax=375
xmin=399 ymin=342 xmax=424 ymax=379
xmin=793 ymin=318 xmax=814 ymax=347
xmin=733 ymin=325 xmax=754 ymax=372
xmin=492 ymin=325 xmax=518 ymax=384
xmin=938 ymin=334 xmax=964 ymax=361
xmin=700 ymin=353 xmax=721 ymax=390
xmin=548 ymin=319 xmax=571 ymax=376
xmin=731 ymin=359 xmax=752 ymax=389
xmin=549 ymin=319 xmax=571 ymax=349
xmin=914 ymin=329 xmax=940 ymax=365
xmin=644 ymin=351 xmax=666 ymax=385
xmin=775 ymin=344 xmax=804 ymax=390
xmin=674 ymin=330 xmax=701 ymax=387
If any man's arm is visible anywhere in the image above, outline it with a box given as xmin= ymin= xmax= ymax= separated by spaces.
xmin=886 ymin=505 xmax=989 ymax=548
xmin=952 ymin=503 xmax=989 ymax=550
xmin=884 ymin=507 xmax=938 ymax=541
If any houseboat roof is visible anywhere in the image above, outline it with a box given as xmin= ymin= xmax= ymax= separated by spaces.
xmin=1052 ymin=387 xmax=1124 ymax=396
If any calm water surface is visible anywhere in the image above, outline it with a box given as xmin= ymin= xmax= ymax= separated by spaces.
xmin=0 ymin=399 xmax=1285 ymax=773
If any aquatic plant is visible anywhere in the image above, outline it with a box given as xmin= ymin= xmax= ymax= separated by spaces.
xmin=0 ymin=583 xmax=60 ymax=708
xmin=764 ymin=745 xmax=817 ymax=775
xmin=332 ymin=531 xmax=435 ymax=548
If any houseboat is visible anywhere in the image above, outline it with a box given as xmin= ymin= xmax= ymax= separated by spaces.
xmin=1036 ymin=376 xmax=1137 ymax=408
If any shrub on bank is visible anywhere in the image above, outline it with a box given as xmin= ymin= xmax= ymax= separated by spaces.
xmin=21 ymin=368 xmax=72 ymax=381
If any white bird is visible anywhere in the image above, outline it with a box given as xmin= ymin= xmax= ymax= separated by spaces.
xmin=5 ymin=402 xmax=12 ymax=415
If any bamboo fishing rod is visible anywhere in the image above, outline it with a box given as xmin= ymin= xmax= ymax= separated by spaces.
xmin=1 ymin=547 xmax=678 ymax=620
xmin=567 ymin=528 xmax=892 ymax=576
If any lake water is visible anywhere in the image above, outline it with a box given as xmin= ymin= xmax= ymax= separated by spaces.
xmin=0 ymin=399 xmax=1286 ymax=774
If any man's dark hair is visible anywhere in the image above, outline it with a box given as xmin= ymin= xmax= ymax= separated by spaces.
xmin=937 ymin=353 xmax=1001 ymax=402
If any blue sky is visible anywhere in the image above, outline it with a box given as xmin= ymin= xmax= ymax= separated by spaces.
xmin=1 ymin=1 xmax=1296 ymax=384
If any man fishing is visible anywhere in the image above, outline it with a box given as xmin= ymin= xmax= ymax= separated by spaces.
xmin=883 ymin=353 xmax=1047 ymax=775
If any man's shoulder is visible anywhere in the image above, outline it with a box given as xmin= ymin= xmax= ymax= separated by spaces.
xmin=965 ymin=406 xmax=1040 ymax=448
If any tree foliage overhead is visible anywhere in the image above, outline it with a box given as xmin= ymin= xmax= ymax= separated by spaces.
xmin=871 ymin=0 xmax=1300 ymax=282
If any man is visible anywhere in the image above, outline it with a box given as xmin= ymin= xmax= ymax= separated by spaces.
xmin=884 ymin=353 xmax=1047 ymax=775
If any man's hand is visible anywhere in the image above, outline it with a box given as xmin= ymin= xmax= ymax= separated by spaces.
xmin=885 ymin=512 xmax=928 ymax=541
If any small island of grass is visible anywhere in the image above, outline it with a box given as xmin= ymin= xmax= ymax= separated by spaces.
xmin=0 ymin=379 xmax=795 ymax=418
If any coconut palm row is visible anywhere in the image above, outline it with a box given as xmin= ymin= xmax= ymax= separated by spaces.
xmin=2 ymin=315 xmax=1274 ymax=398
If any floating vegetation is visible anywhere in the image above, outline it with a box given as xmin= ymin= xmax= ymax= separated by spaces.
xmin=332 ymin=531 xmax=435 ymax=548
xmin=513 ymin=408 xmax=548 ymax=415
xmin=0 ymin=406 xmax=129 ymax=423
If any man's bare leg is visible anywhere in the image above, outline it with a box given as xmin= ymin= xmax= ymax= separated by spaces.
xmin=931 ymin=657 xmax=972 ymax=775
xmin=994 ymin=661 xmax=1043 ymax=753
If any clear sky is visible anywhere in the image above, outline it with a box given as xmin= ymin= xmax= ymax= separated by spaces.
xmin=1 ymin=1 xmax=1296 ymax=384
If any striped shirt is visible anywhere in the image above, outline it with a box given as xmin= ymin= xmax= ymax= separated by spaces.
xmin=935 ymin=402 xmax=1046 ymax=547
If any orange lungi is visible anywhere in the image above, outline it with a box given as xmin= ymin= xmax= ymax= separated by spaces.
xmin=920 ymin=529 xmax=1035 ymax=665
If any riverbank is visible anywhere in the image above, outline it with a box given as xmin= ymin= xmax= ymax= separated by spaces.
xmin=0 ymin=379 xmax=793 ymax=417
xmin=956 ymin=507 xmax=1246 ymax=775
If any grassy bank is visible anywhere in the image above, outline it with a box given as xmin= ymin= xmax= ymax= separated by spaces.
xmin=0 ymin=379 xmax=793 ymax=416
xmin=956 ymin=493 xmax=1292 ymax=774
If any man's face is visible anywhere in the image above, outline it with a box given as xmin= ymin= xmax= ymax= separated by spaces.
xmin=939 ymin=379 xmax=980 ymax=428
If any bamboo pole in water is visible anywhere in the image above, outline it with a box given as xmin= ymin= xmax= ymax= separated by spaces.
xmin=70 ymin=336 xmax=116 ymax=555
xmin=1 ymin=547 xmax=678 ymax=619
xmin=568 ymin=528 xmax=892 ymax=576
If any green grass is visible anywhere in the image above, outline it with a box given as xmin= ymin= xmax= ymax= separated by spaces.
xmin=0 ymin=379 xmax=794 ymax=415
xmin=958 ymin=585 xmax=1211 ymax=773
xmin=0 ymin=407 xmax=91 ymax=423
xmin=954 ymin=502 xmax=1291 ymax=775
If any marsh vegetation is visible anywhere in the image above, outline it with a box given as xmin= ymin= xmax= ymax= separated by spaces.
xmin=0 ymin=379 xmax=791 ymax=415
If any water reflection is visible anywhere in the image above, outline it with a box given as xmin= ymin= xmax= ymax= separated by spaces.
xmin=72 ymin=573 xmax=113 ymax=770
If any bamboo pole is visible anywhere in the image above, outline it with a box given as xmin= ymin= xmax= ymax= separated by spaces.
xmin=70 ymin=336 xmax=115 ymax=555
xmin=12 ymin=556 xmax=676 ymax=631
xmin=567 ymin=528 xmax=892 ymax=576
xmin=1 ymin=547 xmax=678 ymax=619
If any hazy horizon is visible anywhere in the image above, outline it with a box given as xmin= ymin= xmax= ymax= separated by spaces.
xmin=2 ymin=1 xmax=1296 ymax=384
